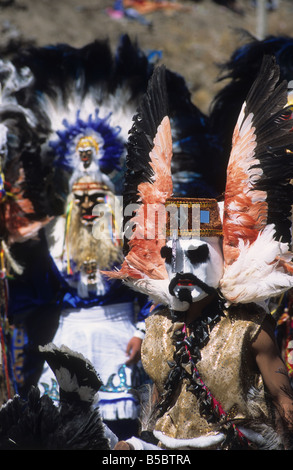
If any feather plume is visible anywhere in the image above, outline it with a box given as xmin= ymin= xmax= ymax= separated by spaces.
xmin=106 ymin=66 xmax=172 ymax=283
xmin=104 ymin=67 xmax=199 ymax=312
xmin=135 ymin=383 xmax=158 ymax=435
xmin=0 ymin=343 xmax=110 ymax=450
xmin=220 ymin=224 xmax=293 ymax=303
xmin=221 ymin=56 xmax=293 ymax=303
xmin=123 ymin=277 xmax=190 ymax=311
xmin=9 ymin=35 xmax=156 ymax=213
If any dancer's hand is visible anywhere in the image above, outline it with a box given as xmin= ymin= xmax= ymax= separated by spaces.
xmin=125 ymin=336 xmax=142 ymax=365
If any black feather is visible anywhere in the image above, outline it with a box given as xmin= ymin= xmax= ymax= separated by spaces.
xmin=111 ymin=34 xmax=154 ymax=98
xmin=0 ymin=344 xmax=110 ymax=450
xmin=4 ymin=35 xmax=158 ymax=218
xmin=240 ymin=56 xmax=293 ymax=244
xmin=210 ymin=34 xmax=293 ymax=184
xmin=2 ymin=35 xmax=224 ymax=247
xmin=122 ymin=65 xmax=169 ymax=254
xmin=122 ymin=64 xmax=223 ymax=254
xmin=38 ymin=343 xmax=103 ymax=405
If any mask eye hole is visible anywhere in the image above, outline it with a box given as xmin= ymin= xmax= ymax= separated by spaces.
xmin=186 ymin=244 xmax=209 ymax=264
xmin=73 ymin=193 xmax=84 ymax=203
xmin=91 ymin=193 xmax=105 ymax=204
xmin=160 ymin=246 xmax=172 ymax=264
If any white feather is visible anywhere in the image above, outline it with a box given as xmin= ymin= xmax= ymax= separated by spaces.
xmin=124 ymin=278 xmax=190 ymax=311
xmin=44 ymin=216 xmax=66 ymax=263
xmin=2 ymin=239 xmax=23 ymax=275
xmin=220 ymin=224 xmax=293 ymax=304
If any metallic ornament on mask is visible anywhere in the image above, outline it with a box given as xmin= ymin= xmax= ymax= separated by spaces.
xmin=165 ymin=197 xmax=222 ymax=239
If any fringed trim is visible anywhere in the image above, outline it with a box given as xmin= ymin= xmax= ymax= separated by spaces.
xmin=98 ymin=394 xmax=139 ymax=421
xmin=153 ymin=430 xmax=226 ymax=449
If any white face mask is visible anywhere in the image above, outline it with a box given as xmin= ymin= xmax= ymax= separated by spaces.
xmin=161 ymin=236 xmax=224 ymax=304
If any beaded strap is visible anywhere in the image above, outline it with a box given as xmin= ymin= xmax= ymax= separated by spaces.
xmin=157 ymin=301 xmax=253 ymax=449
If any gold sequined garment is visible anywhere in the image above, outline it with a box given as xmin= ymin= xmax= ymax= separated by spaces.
xmin=141 ymin=304 xmax=272 ymax=445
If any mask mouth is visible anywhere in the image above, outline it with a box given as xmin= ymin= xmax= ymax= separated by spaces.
xmin=81 ymin=214 xmax=99 ymax=225
xmin=82 ymin=214 xmax=98 ymax=220
xmin=168 ymin=272 xmax=216 ymax=298
xmin=81 ymin=207 xmax=103 ymax=224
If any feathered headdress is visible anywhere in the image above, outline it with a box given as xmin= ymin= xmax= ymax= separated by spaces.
xmin=10 ymin=36 xmax=157 ymax=208
xmin=105 ymin=66 xmax=222 ymax=309
xmin=0 ymin=34 xmax=220 ymax=274
xmin=106 ymin=56 xmax=293 ymax=308
xmin=0 ymin=36 xmax=221 ymax=395
xmin=0 ymin=36 xmax=154 ymax=297
xmin=6 ymin=34 xmax=221 ymax=217
xmin=219 ymin=56 xmax=293 ymax=303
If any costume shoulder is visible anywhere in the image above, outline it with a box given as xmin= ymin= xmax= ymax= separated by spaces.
xmin=227 ymin=302 xmax=275 ymax=333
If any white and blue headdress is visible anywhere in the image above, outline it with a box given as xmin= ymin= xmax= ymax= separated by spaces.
xmin=48 ymin=109 xmax=125 ymax=194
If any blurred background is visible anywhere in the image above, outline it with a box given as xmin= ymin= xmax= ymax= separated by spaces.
xmin=0 ymin=0 xmax=292 ymax=113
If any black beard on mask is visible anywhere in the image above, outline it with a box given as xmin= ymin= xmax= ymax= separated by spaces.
xmin=168 ymin=272 xmax=216 ymax=301
xmin=177 ymin=288 xmax=193 ymax=303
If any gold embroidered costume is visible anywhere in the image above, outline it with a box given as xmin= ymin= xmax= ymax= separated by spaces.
xmin=142 ymin=303 xmax=275 ymax=449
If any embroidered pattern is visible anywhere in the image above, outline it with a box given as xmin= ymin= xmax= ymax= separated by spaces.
xmin=40 ymin=378 xmax=60 ymax=402
xmin=100 ymin=364 xmax=131 ymax=393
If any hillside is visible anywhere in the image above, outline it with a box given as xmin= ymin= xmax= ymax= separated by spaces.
xmin=0 ymin=0 xmax=292 ymax=112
